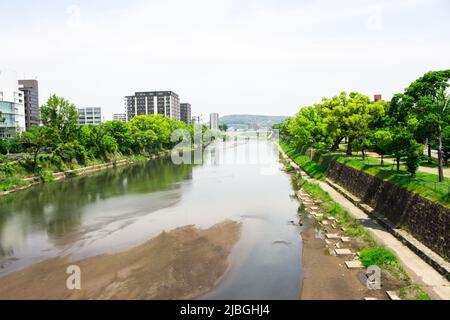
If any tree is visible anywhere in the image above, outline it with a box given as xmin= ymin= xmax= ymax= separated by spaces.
xmin=79 ymin=124 xmax=118 ymax=159
xmin=317 ymin=92 xmax=385 ymax=156
xmin=405 ymin=141 xmax=423 ymax=177
xmin=390 ymin=70 xmax=450 ymax=181
xmin=0 ymin=138 xmax=10 ymax=155
xmin=219 ymin=123 xmax=228 ymax=132
xmin=287 ymin=106 xmax=328 ymax=156
xmin=40 ymin=95 xmax=79 ymax=143
xmin=432 ymin=88 xmax=450 ymax=182
xmin=442 ymin=126 xmax=450 ymax=166
xmin=53 ymin=141 xmax=88 ymax=166
xmin=20 ymin=126 xmax=52 ymax=171
xmin=103 ymin=120 xmax=135 ymax=155
xmin=371 ymin=129 xmax=393 ymax=166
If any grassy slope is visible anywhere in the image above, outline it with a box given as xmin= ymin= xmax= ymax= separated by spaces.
xmin=280 ymin=141 xmax=450 ymax=208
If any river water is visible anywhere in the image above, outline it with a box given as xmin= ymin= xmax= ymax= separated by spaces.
xmin=0 ymin=139 xmax=303 ymax=299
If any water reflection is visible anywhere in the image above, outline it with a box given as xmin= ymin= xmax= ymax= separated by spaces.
xmin=0 ymin=157 xmax=194 ymax=261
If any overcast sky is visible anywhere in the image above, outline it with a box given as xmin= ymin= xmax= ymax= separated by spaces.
xmin=1 ymin=0 xmax=449 ymax=119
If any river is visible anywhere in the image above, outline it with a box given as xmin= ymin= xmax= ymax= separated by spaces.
xmin=0 ymin=139 xmax=303 ymax=299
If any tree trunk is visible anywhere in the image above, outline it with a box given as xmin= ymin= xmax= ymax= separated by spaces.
xmin=381 ymin=154 xmax=384 ymax=166
xmin=396 ymin=157 xmax=400 ymax=173
xmin=438 ymin=125 xmax=444 ymax=182
xmin=330 ymin=137 xmax=343 ymax=151
xmin=362 ymin=148 xmax=366 ymax=160
xmin=427 ymin=140 xmax=432 ymax=163
xmin=346 ymin=137 xmax=353 ymax=157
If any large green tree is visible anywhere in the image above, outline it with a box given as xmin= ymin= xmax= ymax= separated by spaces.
xmin=389 ymin=70 xmax=450 ymax=181
xmin=318 ymin=92 xmax=385 ymax=156
xmin=40 ymin=95 xmax=79 ymax=143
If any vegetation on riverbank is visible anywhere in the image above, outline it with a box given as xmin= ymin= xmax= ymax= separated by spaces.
xmin=280 ymin=141 xmax=450 ymax=207
xmin=0 ymin=95 xmax=213 ymax=193
xmin=287 ymin=163 xmax=431 ymax=300
xmin=276 ymin=70 xmax=450 ymax=183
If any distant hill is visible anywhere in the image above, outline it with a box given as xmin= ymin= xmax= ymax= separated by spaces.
xmin=220 ymin=114 xmax=288 ymax=130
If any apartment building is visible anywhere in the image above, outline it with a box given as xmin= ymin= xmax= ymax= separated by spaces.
xmin=19 ymin=79 xmax=40 ymax=129
xmin=78 ymin=107 xmax=102 ymax=125
xmin=180 ymin=103 xmax=191 ymax=124
xmin=0 ymin=70 xmax=26 ymax=137
xmin=113 ymin=113 xmax=127 ymax=122
xmin=125 ymin=91 xmax=180 ymax=121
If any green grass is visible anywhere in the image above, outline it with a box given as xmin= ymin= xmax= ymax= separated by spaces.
xmin=359 ymin=247 xmax=398 ymax=268
xmin=280 ymin=141 xmax=328 ymax=180
xmin=399 ymin=285 xmax=432 ymax=300
xmin=0 ymin=177 xmax=31 ymax=192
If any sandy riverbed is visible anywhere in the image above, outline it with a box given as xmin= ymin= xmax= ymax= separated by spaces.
xmin=0 ymin=220 xmax=241 ymax=300
xmin=300 ymin=227 xmax=368 ymax=299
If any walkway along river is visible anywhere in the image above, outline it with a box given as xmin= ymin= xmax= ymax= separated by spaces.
xmin=0 ymin=139 xmax=305 ymax=299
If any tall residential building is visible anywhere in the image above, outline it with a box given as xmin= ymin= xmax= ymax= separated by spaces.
xmin=124 ymin=91 xmax=180 ymax=121
xmin=210 ymin=113 xmax=219 ymax=130
xmin=19 ymin=79 xmax=40 ymax=129
xmin=180 ymin=103 xmax=191 ymax=124
xmin=192 ymin=115 xmax=201 ymax=125
xmin=78 ymin=107 xmax=102 ymax=125
xmin=113 ymin=113 xmax=127 ymax=122
xmin=0 ymin=70 xmax=25 ymax=137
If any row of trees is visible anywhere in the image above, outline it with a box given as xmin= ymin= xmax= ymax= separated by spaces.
xmin=1 ymin=95 xmax=201 ymax=173
xmin=277 ymin=70 xmax=450 ymax=180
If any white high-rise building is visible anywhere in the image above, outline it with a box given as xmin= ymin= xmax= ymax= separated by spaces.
xmin=209 ymin=113 xmax=219 ymax=130
xmin=77 ymin=107 xmax=102 ymax=125
xmin=0 ymin=70 xmax=26 ymax=137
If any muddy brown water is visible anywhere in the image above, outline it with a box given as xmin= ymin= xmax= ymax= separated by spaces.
xmin=0 ymin=140 xmax=303 ymax=299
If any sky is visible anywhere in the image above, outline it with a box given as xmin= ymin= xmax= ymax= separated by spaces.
xmin=1 ymin=0 xmax=450 ymax=120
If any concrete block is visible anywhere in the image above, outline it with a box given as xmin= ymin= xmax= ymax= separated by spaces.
xmin=335 ymin=248 xmax=353 ymax=255
xmin=326 ymin=233 xmax=340 ymax=239
xmin=345 ymin=260 xmax=363 ymax=269
xmin=341 ymin=237 xmax=351 ymax=243
xmin=386 ymin=291 xmax=401 ymax=300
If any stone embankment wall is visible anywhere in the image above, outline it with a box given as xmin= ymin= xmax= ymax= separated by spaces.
xmin=327 ymin=160 xmax=449 ymax=260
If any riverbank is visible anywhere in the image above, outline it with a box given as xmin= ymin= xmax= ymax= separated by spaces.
xmin=277 ymin=144 xmax=446 ymax=300
xmin=0 ymin=220 xmax=242 ymax=300
xmin=0 ymin=150 xmax=172 ymax=197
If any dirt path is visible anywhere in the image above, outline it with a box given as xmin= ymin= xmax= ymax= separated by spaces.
xmin=0 ymin=220 xmax=242 ymax=300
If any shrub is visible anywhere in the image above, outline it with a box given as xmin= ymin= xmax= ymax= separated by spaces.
xmin=405 ymin=141 xmax=422 ymax=177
